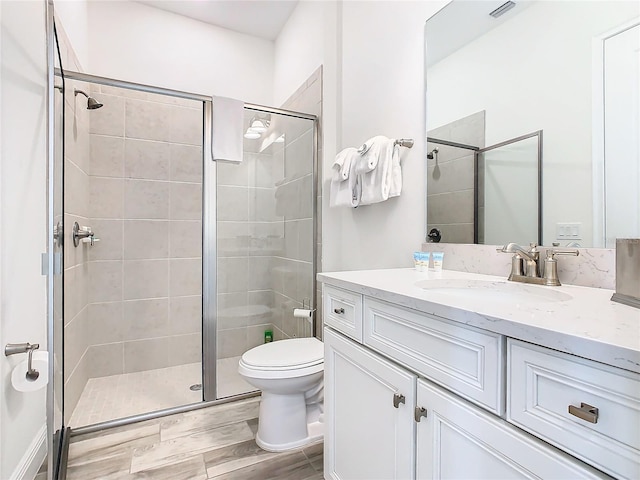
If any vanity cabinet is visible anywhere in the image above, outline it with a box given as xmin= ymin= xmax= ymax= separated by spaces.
xmin=322 ymin=282 xmax=618 ymax=479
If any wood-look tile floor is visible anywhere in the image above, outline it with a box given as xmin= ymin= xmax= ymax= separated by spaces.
xmin=66 ymin=398 xmax=324 ymax=480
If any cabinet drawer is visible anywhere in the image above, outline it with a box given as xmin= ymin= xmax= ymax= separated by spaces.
xmin=507 ymin=339 xmax=640 ymax=479
xmin=364 ymin=297 xmax=504 ymax=414
xmin=323 ymin=285 xmax=363 ymax=342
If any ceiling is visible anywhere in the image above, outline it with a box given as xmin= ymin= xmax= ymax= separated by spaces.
xmin=136 ymin=0 xmax=299 ymax=40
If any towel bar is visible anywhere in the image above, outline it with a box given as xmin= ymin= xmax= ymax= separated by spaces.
xmin=394 ymin=138 xmax=414 ymax=148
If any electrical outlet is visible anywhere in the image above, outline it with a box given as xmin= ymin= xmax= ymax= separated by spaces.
xmin=556 ymin=222 xmax=582 ymax=240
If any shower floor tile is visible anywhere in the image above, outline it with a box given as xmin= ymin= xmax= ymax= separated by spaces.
xmin=69 ymin=358 xmax=256 ymax=428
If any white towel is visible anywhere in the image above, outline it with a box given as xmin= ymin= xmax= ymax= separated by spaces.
xmin=333 ymin=147 xmax=356 ymax=181
xmin=212 ymin=96 xmax=244 ymax=163
xmin=359 ymin=137 xmax=396 ymax=205
xmin=356 ymin=135 xmax=388 ymax=174
xmin=388 ymin=142 xmax=402 ymax=198
xmin=330 ymin=148 xmax=359 ymax=207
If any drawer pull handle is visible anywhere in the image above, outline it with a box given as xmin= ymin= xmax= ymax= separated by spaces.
xmin=333 ymin=307 xmax=345 ymax=314
xmin=415 ymin=406 xmax=428 ymax=422
xmin=568 ymin=403 xmax=599 ymax=424
xmin=393 ymin=393 xmax=405 ymax=408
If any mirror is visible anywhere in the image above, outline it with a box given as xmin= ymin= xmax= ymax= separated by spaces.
xmin=425 ymin=0 xmax=640 ymax=247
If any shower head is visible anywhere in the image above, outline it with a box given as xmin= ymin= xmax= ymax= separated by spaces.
xmin=74 ymin=89 xmax=103 ymax=110
xmin=427 ymin=147 xmax=439 ymax=160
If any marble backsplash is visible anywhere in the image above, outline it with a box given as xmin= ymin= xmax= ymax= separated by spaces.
xmin=421 ymin=243 xmax=615 ymax=290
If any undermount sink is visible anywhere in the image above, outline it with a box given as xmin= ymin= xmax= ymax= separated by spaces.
xmin=414 ymin=279 xmax=573 ymax=305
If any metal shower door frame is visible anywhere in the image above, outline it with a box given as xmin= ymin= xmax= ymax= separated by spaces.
xmin=50 ymin=68 xmax=319 ymax=428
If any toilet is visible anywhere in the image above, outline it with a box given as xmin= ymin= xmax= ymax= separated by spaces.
xmin=238 ymin=337 xmax=324 ymax=452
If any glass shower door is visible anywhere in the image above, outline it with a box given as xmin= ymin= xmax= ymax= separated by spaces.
xmin=215 ymin=107 xmax=316 ymax=399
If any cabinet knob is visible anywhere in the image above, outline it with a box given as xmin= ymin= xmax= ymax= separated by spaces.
xmin=393 ymin=393 xmax=406 ymax=408
xmin=568 ymin=402 xmax=598 ymax=424
xmin=333 ymin=307 xmax=345 ymax=314
xmin=414 ymin=406 xmax=428 ymax=422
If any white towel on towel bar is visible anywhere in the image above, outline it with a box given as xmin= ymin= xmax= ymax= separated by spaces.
xmin=359 ymin=138 xmax=400 ymax=205
xmin=212 ymin=96 xmax=244 ymax=163
xmin=330 ymin=147 xmax=359 ymax=207
xmin=356 ymin=135 xmax=388 ymax=173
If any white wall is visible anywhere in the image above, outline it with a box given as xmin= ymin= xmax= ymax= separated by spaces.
xmin=427 ymin=1 xmax=639 ymax=246
xmin=273 ymin=0 xmax=327 ymax=106
xmin=53 ymin=0 xmax=89 ymax=69
xmin=322 ymin=1 xmax=447 ymax=272
xmin=83 ymin=0 xmax=274 ymax=104
xmin=0 ymin=1 xmax=48 ymax=478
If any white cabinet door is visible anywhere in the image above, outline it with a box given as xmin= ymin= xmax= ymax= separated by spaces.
xmin=416 ymin=379 xmax=607 ymax=480
xmin=324 ymin=327 xmax=416 ymax=480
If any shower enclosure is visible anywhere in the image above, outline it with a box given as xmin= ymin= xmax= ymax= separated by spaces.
xmin=54 ymin=67 xmax=318 ymax=432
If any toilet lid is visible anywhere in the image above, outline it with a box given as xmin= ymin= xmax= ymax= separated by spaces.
xmin=241 ymin=338 xmax=323 ymax=370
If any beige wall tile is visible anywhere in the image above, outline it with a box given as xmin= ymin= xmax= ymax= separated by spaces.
xmin=64 ymin=263 xmax=89 ymax=324
xmin=124 ymin=179 xmax=170 ymax=220
xmin=169 ymin=259 xmax=202 ymax=297
xmin=88 ymin=219 xmax=123 ymax=261
xmin=170 ymin=106 xmax=203 ymax=145
xmin=427 ymin=190 xmax=474 ymax=224
xmin=87 ymin=302 xmax=125 ymax=345
xmin=169 ymin=221 xmax=202 ymax=258
xmin=247 ymin=257 xmax=272 ymax=291
xmin=65 ymin=100 xmax=90 ymax=174
xmin=64 ymin=354 xmax=89 ymax=423
xmin=170 ymin=183 xmax=202 ymax=220
xmin=297 ymin=261 xmax=313 ymax=304
xmin=88 ymin=343 xmax=124 ymax=377
xmin=65 ymin=160 xmax=90 ymax=218
xmin=284 ymin=220 xmax=299 ymax=260
xmin=168 ymin=333 xmax=202 ymax=366
xmin=217 ymin=221 xmax=249 ymax=257
xmin=248 ymin=152 xmax=283 ymax=189
xmin=246 ymin=325 xmax=271 ymax=351
xmin=217 ymin=186 xmax=248 ymax=221
xmin=89 ymin=94 xmax=125 ymax=137
xmin=64 ymin=307 xmax=88 ymax=375
xmin=90 ymin=134 xmax=124 ymax=178
xmin=123 ymin=298 xmax=169 ymax=340
xmin=169 ymin=296 xmax=202 ymax=335
xmin=125 ymin=98 xmax=173 ymax=142
xmin=249 ymin=188 xmax=279 ymax=222
xmin=217 ymin=257 xmax=248 ymax=294
xmin=90 ymin=177 xmax=123 ymax=219
xmin=125 ymin=139 xmax=171 ymax=180
xmin=284 ymin=129 xmax=313 ymax=179
xmin=123 ymin=259 xmax=168 ymax=300
xmin=171 ymin=144 xmax=202 ymax=183
xmin=124 ymin=337 xmax=171 ymax=373
xmin=123 ymin=220 xmax=169 ymax=260
xmin=298 ymin=219 xmax=313 ymax=262
xmin=217 ymin=328 xmax=246 ymax=359
xmin=426 ymin=155 xmax=474 ymax=195
xmin=88 ymin=261 xmax=123 ymax=303
xmin=217 ymin=159 xmax=249 ymax=187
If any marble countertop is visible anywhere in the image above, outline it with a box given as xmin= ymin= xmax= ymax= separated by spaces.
xmin=317 ymin=268 xmax=640 ymax=374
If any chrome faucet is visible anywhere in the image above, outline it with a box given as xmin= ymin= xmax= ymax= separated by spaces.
xmin=498 ymin=243 xmax=579 ymax=286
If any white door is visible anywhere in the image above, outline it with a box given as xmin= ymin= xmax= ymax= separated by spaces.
xmin=324 ymin=328 xmax=416 ymax=480
xmin=604 ymin=23 xmax=640 ymax=247
xmin=415 ymin=379 xmax=605 ymax=479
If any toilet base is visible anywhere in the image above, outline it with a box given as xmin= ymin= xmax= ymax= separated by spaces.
xmin=256 ymin=420 xmax=323 ymax=452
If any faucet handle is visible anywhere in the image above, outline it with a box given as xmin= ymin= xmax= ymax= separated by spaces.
xmin=545 ymin=248 xmax=579 ymax=259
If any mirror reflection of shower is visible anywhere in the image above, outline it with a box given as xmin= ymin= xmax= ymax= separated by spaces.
xmin=74 ymin=89 xmax=103 ymax=110
xmin=428 ymin=147 xmax=440 ymax=180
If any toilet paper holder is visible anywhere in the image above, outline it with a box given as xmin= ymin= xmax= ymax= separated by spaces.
xmin=5 ymin=342 xmax=41 ymax=380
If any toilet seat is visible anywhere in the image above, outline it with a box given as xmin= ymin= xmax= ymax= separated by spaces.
xmin=239 ymin=338 xmax=324 ymax=379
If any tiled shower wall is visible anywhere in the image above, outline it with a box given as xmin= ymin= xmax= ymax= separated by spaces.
xmin=216 ymin=68 xmax=322 ymax=358
xmin=426 ymin=111 xmax=485 ymax=244
xmin=64 ymin=79 xmax=204 ymax=418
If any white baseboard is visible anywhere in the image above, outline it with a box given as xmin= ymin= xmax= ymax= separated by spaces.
xmin=11 ymin=424 xmax=47 ymax=480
